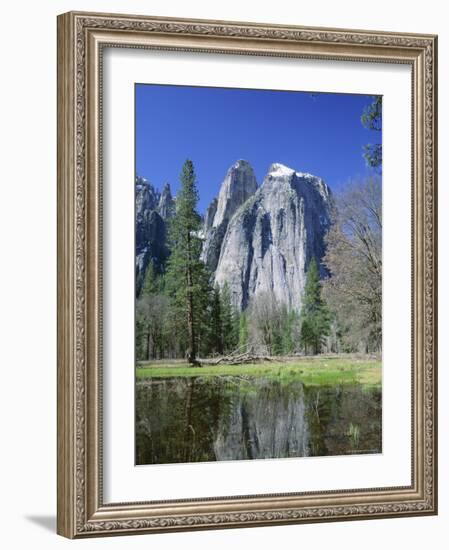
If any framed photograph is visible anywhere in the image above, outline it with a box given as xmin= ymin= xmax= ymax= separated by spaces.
xmin=57 ymin=11 xmax=438 ymax=538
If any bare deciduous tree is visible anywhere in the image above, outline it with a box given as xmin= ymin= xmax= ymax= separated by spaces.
xmin=137 ymin=293 xmax=171 ymax=360
xmin=247 ymin=291 xmax=282 ymax=355
xmin=323 ymin=177 xmax=382 ymax=352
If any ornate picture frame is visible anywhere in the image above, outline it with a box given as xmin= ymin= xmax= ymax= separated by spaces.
xmin=57 ymin=11 xmax=437 ymax=538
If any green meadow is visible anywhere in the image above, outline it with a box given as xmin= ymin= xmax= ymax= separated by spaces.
xmin=136 ymin=356 xmax=381 ymax=388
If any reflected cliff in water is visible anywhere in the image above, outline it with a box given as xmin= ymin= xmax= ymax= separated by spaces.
xmin=136 ymin=377 xmax=381 ymax=465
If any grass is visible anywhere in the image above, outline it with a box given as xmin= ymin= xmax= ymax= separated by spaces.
xmin=136 ymin=356 xmax=381 ymax=387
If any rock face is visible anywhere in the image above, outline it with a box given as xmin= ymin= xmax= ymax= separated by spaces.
xmin=204 ymin=197 xmax=218 ymax=231
xmin=135 ymin=177 xmax=174 ymax=294
xmin=213 ymin=379 xmax=309 ymax=461
xmin=135 ymin=160 xmax=332 ymax=310
xmin=202 ymin=160 xmax=258 ymax=272
xmin=210 ymin=162 xmax=332 ymax=311
xmin=158 ymin=182 xmax=175 ymax=220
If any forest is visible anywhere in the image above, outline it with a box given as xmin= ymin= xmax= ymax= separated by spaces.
xmin=135 ymin=168 xmax=381 ymax=363
xmin=135 ymin=96 xmax=382 ymax=365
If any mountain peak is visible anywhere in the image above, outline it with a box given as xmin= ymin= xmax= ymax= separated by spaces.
xmin=201 ymin=160 xmax=258 ymax=272
xmin=212 ymin=160 xmax=258 ymax=229
xmin=267 ymin=163 xmax=296 ymax=178
xmin=231 ymin=159 xmax=252 ymax=170
xmin=214 ymin=162 xmax=332 ymax=311
xmin=158 ymin=182 xmax=175 ymax=219
xmin=264 ymin=164 xmax=331 ymax=202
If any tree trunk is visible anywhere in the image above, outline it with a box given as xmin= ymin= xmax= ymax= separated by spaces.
xmin=146 ymin=332 xmax=152 ymax=361
xmin=183 ymin=378 xmax=195 ymax=462
xmin=186 ymin=284 xmax=196 ymax=363
xmin=186 ymin=232 xmax=196 ymax=364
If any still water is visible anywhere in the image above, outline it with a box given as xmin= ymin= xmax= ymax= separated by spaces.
xmin=136 ymin=377 xmax=381 ymax=465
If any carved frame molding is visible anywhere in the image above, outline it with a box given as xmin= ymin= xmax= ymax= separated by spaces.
xmin=57 ymin=11 xmax=437 ymax=538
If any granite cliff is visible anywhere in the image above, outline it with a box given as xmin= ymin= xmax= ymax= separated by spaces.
xmin=201 ymin=160 xmax=257 ymax=272
xmin=135 ymin=160 xmax=332 ymax=310
xmin=205 ymin=161 xmax=332 ymax=311
xmin=135 ymin=177 xmax=174 ymax=294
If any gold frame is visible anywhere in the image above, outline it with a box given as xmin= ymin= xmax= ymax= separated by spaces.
xmin=57 ymin=11 xmax=438 ymax=538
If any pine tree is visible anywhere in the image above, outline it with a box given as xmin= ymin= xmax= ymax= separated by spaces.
xmin=281 ymin=309 xmax=297 ymax=355
xmin=272 ymin=328 xmax=283 ymax=356
xmin=135 ymin=314 xmax=146 ymax=361
xmin=299 ymin=318 xmax=314 ymax=355
xmin=209 ymin=284 xmax=224 ymax=355
xmin=238 ymin=311 xmax=249 ymax=349
xmin=221 ymin=282 xmax=239 ymax=353
xmin=300 ymin=257 xmax=330 ymax=355
xmin=165 ymin=160 xmax=210 ymax=364
xmin=141 ymin=261 xmax=164 ymax=296
xmin=361 ymin=96 xmax=382 ymax=171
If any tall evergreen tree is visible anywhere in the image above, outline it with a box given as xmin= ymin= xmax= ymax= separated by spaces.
xmin=165 ymin=160 xmax=210 ymax=364
xmin=209 ymin=284 xmax=224 ymax=355
xmin=238 ymin=311 xmax=249 ymax=349
xmin=300 ymin=257 xmax=330 ymax=355
xmin=135 ymin=314 xmax=146 ymax=361
xmin=361 ymin=96 xmax=382 ymax=171
xmin=141 ymin=261 xmax=164 ymax=296
xmin=281 ymin=309 xmax=298 ymax=355
xmin=220 ymin=282 xmax=239 ymax=353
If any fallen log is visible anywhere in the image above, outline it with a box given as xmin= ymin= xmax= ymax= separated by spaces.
xmin=212 ymin=353 xmax=277 ymax=365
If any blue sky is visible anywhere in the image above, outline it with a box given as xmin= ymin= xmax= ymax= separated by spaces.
xmin=135 ymin=84 xmax=381 ymax=213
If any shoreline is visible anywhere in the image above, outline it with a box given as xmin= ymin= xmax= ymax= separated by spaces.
xmin=136 ymin=356 xmax=381 ymax=387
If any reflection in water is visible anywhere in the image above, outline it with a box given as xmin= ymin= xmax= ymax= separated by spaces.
xmin=136 ymin=377 xmax=381 ymax=465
